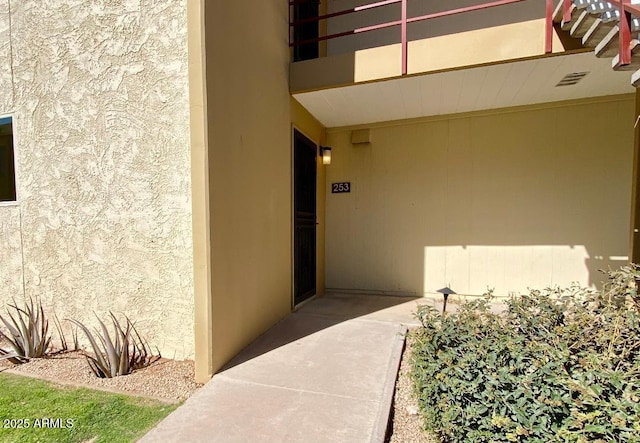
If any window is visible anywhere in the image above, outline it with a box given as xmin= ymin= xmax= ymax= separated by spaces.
xmin=0 ymin=117 xmax=16 ymax=202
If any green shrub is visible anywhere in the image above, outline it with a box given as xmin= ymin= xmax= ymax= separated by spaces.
xmin=412 ymin=266 xmax=640 ymax=443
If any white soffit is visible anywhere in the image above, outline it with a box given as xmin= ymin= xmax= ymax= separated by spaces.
xmin=292 ymin=52 xmax=634 ymax=128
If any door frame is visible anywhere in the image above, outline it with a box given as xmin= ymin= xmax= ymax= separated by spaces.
xmin=291 ymin=125 xmax=319 ymax=309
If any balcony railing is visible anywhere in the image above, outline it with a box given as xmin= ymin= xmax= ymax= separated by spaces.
xmin=289 ymin=0 xmax=546 ymax=75
xmin=291 ymin=0 xmax=640 ymax=85
xmin=556 ymin=0 xmax=640 ymax=67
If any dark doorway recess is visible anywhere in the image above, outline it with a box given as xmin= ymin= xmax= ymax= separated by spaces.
xmin=293 ymin=129 xmax=317 ymax=305
xmin=292 ymin=0 xmax=319 ymax=62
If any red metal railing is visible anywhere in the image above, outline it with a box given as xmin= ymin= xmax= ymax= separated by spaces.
xmin=292 ymin=0 xmax=640 ymax=76
xmin=289 ymin=0 xmax=530 ymax=75
xmin=554 ymin=0 xmax=640 ymax=68
xmin=618 ymin=0 xmax=632 ymax=67
xmin=545 ymin=0 xmax=553 ymax=53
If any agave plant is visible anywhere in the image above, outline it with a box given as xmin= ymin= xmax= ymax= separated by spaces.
xmin=0 ymin=297 xmax=52 ymax=363
xmin=53 ymin=313 xmax=79 ymax=352
xmin=69 ymin=312 xmax=158 ymax=378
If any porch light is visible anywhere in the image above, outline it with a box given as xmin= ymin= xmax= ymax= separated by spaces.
xmin=320 ymin=146 xmax=332 ymax=165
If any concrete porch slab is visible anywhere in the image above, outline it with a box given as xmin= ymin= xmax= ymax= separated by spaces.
xmin=139 ymin=293 xmax=418 ymax=443
xmin=300 ymin=291 xmax=424 ymax=326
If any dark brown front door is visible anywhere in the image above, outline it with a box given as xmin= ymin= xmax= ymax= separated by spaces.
xmin=294 ymin=129 xmax=317 ymax=305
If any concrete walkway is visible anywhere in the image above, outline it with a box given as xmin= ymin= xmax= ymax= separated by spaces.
xmin=139 ymin=292 xmax=424 ymax=443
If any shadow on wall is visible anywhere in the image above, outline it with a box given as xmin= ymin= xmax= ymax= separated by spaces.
xmin=290 ymin=1 xmax=581 ymax=94
xmin=325 ymin=0 xmax=550 ymax=55
xmin=324 ymin=99 xmax=634 ymax=299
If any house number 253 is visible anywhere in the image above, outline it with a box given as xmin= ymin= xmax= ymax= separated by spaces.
xmin=332 ymin=182 xmax=350 ymax=193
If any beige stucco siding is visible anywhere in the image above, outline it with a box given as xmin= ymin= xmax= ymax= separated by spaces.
xmin=325 ymin=96 xmax=634 ymax=296
xmin=0 ymin=0 xmax=20 ymax=301
xmin=0 ymin=206 xmax=23 ymax=300
xmin=204 ymin=0 xmax=292 ymax=375
xmin=0 ymin=1 xmax=194 ymax=359
xmin=0 ymin=0 xmax=11 ymax=112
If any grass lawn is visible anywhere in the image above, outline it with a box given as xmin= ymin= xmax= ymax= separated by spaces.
xmin=0 ymin=372 xmax=178 ymax=443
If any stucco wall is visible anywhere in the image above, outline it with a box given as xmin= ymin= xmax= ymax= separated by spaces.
xmin=0 ymin=0 xmax=21 ymax=300
xmin=0 ymin=0 xmax=194 ymax=359
xmin=204 ymin=0 xmax=292 ymax=374
xmin=0 ymin=0 xmax=11 ymax=112
xmin=325 ymin=96 xmax=634 ymax=296
xmin=0 ymin=205 xmax=23 ymax=300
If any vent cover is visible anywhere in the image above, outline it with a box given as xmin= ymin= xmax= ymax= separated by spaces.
xmin=556 ymin=72 xmax=589 ymax=87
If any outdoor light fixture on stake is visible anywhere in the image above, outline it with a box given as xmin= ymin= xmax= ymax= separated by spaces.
xmin=437 ymin=287 xmax=456 ymax=314
xmin=320 ymin=146 xmax=332 ymax=165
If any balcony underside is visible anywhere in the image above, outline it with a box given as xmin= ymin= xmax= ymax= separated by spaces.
xmin=292 ymin=51 xmax=634 ymax=128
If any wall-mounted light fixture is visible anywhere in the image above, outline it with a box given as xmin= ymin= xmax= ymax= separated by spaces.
xmin=320 ymin=146 xmax=332 ymax=165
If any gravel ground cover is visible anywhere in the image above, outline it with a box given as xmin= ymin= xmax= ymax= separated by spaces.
xmin=388 ymin=329 xmax=438 ymax=443
xmin=0 ymin=339 xmax=201 ymax=404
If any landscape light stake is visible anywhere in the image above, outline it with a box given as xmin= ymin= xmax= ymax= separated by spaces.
xmin=437 ymin=287 xmax=456 ymax=314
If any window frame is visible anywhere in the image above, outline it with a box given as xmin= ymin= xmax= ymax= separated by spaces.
xmin=0 ymin=114 xmax=18 ymax=205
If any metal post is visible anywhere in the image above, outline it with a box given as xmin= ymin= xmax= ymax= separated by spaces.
xmin=545 ymin=0 xmax=553 ymax=53
xmin=563 ymin=0 xmax=572 ymax=24
xmin=619 ymin=0 xmax=632 ymax=67
xmin=401 ymin=0 xmax=407 ymax=75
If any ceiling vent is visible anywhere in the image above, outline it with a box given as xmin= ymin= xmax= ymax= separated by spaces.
xmin=556 ymin=71 xmax=589 ymax=87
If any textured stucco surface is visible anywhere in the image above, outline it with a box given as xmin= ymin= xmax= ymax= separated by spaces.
xmin=0 ymin=206 xmax=23 ymax=300
xmin=0 ymin=0 xmax=194 ymax=359
xmin=0 ymin=0 xmax=12 ymax=112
